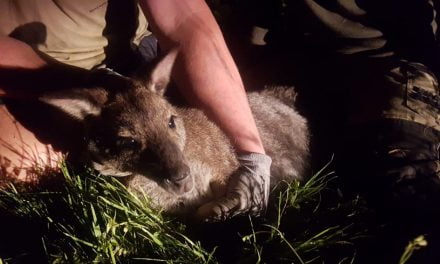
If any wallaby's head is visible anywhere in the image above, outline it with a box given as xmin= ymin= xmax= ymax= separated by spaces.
xmin=40 ymin=51 xmax=193 ymax=195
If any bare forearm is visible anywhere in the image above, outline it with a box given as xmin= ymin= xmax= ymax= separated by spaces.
xmin=0 ymin=36 xmax=90 ymax=99
xmin=140 ymin=0 xmax=265 ymax=153
xmin=0 ymin=36 xmax=47 ymax=69
xmin=173 ymin=32 xmax=265 ymax=153
xmin=0 ymin=36 xmax=46 ymax=97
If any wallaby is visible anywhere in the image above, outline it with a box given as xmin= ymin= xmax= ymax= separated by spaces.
xmin=40 ymin=50 xmax=310 ymax=216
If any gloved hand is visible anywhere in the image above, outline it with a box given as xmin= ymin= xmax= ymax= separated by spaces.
xmin=382 ymin=140 xmax=440 ymax=200
xmin=196 ymin=152 xmax=272 ymax=221
xmin=337 ymin=120 xmax=440 ymax=211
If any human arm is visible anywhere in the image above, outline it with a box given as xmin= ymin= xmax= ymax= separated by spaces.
xmin=0 ymin=36 xmax=47 ymax=98
xmin=0 ymin=36 xmax=93 ymax=100
xmin=139 ymin=0 xmax=265 ymax=154
xmin=0 ymin=36 xmax=47 ymax=70
xmin=139 ymin=0 xmax=271 ymax=220
xmin=0 ymin=36 xmax=62 ymax=180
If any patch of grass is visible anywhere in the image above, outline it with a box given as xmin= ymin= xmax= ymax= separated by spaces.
xmin=0 ymin=161 xmax=368 ymax=263
xmin=237 ymin=160 xmax=368 ymax=263
xmin=0 ymin=163 xmax=215 ymax=263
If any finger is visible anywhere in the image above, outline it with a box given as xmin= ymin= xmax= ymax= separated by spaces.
xmin=414 ymin=160 xmax=440 ymax=177
xmin=387 ymin=160 xmax=440 ymax=199
xmin=196 ymin=194 xmax=266 ymax=222
xmin=388 ymin=160 xmax=440 ymax=182
xmin=196 ymin=196 xmax=242 ymax=222
xmin=229 ymin=172 xmax=268 ymax=209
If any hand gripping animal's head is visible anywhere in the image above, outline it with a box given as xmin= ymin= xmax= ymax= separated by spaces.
xmin=40 ymin=51 xmax=194 ymax=195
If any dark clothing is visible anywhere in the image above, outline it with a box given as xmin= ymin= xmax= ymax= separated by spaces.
xmin=285 ymin=0 xmax=438 ymax=70
xmin=249 ymin=0 xmax=440 ymax=211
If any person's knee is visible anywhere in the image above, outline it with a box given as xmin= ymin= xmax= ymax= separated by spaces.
xmin=337 ymin=119 xmax=440 ymax=210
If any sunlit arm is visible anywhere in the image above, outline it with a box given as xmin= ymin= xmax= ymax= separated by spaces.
xmin=139 ymin=0 xmax=265 ymax=154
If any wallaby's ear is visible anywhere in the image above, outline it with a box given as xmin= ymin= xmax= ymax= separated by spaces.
xmin=39 ymin=87 xmax=108 ymax=120
xmin=147 ymin=49 xmax=178 ymax=96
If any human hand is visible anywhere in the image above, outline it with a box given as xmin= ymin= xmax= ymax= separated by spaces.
xmin=384 ymin=140 xmax=440 ymax=200
xmin=196 ymin=152 xmax=272 ymax=221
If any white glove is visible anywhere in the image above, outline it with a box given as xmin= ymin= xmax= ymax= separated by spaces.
xmin=197 ymin=152 xmax=272 ymax=221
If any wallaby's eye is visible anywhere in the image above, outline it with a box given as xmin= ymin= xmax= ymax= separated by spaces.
xmin=116 ymin=137 xmax=140 ymax=150
xmin=168 ymin=115 xmax=177 ymax=129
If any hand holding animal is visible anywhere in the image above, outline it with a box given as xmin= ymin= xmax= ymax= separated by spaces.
xmin=40 ymin=51 xmax=310 ymax=219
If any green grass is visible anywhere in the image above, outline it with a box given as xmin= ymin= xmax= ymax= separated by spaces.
xmin=0 ymin=163 xmax=214 ymax=263
xmin=399 ymin=235 xmax=428 ymax=264
xmin=0 ymin=161 xmax=370 ymax=263
xmin=237 ymin=161 xmax=368 ymax=263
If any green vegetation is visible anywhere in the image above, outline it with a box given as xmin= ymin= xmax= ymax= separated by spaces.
xmin=0 ymin=161 xmax=369 ymax=263
xmin=399 ymin=235 xmax=428 ymax=264
xmin=0 ymin=163 xmax=214 ymax=263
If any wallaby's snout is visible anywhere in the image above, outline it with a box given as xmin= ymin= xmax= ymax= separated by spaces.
xmin=155 ymin=142 xmax=193 ymax=195
xmin=138 ymin=136 xmax=193 ymax=195
xmin=162 ymin=163 xmax=193 ymax=195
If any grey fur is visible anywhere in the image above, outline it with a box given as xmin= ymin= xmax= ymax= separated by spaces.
xmin=127 ymin=89 xmax=310 ymax=215
xmin=41 ymin=53 xmax=310 ymax=216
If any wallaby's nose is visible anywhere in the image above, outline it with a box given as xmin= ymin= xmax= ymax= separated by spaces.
xmin=169 ymin=165 xmax=190 ymax=181
xmin=165 ymin=165 xmax=193 ymax=195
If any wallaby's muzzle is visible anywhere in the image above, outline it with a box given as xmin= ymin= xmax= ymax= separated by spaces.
xmin=163 ymin=165 xmax=193 ymax=195
xmin=148 ymin=138 xmax=194 ymax=195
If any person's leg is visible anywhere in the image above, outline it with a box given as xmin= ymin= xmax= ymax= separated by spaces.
xmin=333 ymin=60 xmax=440 ymax=263
xmin=338 ymin=60 xmax=440 ymax=210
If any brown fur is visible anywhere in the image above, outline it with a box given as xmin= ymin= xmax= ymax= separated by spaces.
xmin=126 ymin=87 xmax=310 ymax=214
xmin=40 ymin=52 xmax=310 ymax=215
